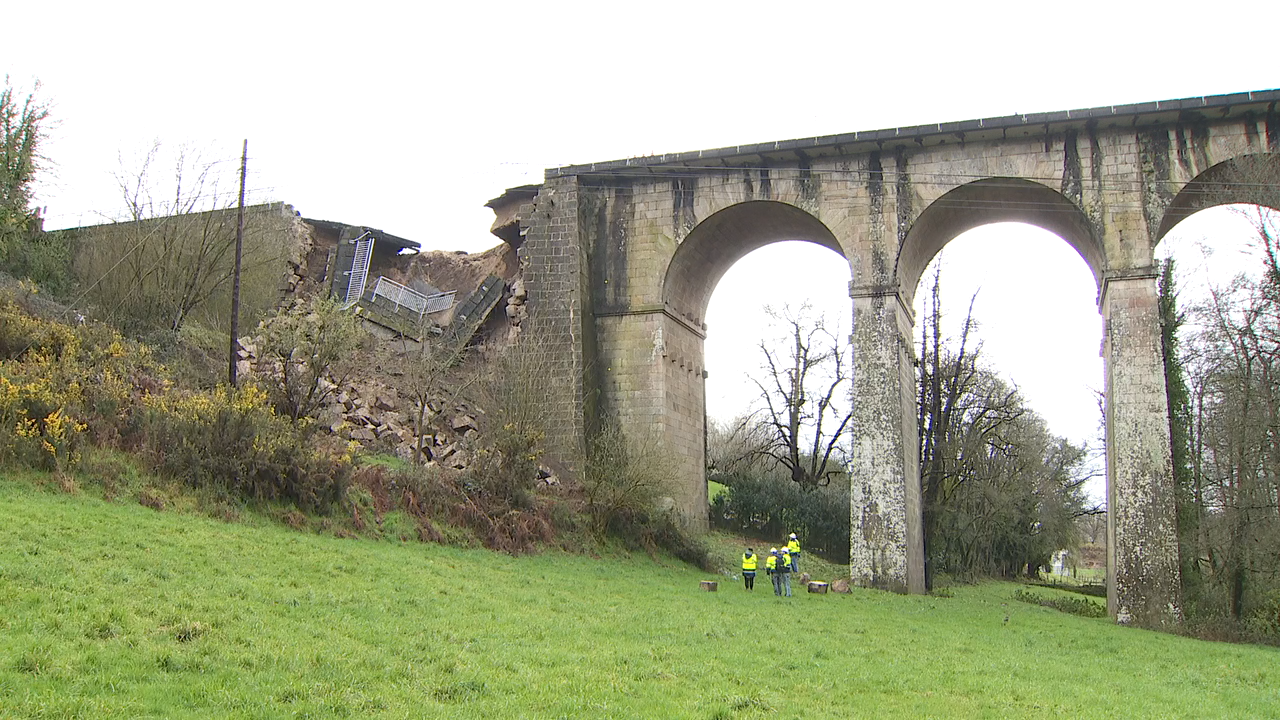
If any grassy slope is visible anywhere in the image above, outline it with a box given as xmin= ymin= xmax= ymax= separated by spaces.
xmin=1 ymin=479 xmax=1277 ymax=719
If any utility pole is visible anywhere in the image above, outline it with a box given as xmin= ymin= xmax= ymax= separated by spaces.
xmin=228 ymin=139 xmax=247 ymax=388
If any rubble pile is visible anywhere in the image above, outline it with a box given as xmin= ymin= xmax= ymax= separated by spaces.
xmin=504 ymin=279 xmax=527 ymax=332
xmin=236 ymin=342 xmax=482 ymax=472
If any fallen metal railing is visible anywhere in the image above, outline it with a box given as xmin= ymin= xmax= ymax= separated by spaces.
xmin=370 ymin=276 xmax=456 ymax=318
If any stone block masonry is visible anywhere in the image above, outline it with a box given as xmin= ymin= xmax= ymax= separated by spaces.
xmin=517 ymin=177 xmax=590 ymax=472
xmin=514 ymin=89 xmax=1280 ymax=625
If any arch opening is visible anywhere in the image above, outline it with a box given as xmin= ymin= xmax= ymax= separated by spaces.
xmin=898 ymin=178 xmax=1104 ymax=309
xmin=664 ymin=200 xmax=843 ymax=329
xmin=1155 ymin=154 xmax=1280 ymax=243
xmin=912 ymin=222 xmax=1103 ymax=452
xmin=1153 ymin=197 xmax=1280 ymax=616
xmin=650 ymin=200 xmax=848 ymax=530
xmin=910 ymin=222 xmax=1105 ymax=585
xmin=705 ymin=240 xmax=853 ymax=430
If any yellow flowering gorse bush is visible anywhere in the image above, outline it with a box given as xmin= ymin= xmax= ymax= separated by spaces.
xmin=0 ymin=295 xmax=350 ymax=508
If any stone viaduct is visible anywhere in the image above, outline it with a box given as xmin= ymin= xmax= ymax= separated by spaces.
xmin=494 ymin=89 xmax=1280 ymax=627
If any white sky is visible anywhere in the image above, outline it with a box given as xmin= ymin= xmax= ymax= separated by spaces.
xmin=705 ymin=212 xmax=1264 ymax=489
xmin=7 ymin=1 xmax=1277 ymax=499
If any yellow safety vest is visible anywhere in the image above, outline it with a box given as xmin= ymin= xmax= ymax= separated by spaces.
xmin=742 ymin=553 xmax=757 ymax=571
xmin=766 ymin=555 xmax=777 ymax=571
xmin=787 ymin=538 xmax=801 ymax=555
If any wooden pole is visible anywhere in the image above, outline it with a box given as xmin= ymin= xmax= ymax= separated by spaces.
xmin=228 ymin=139 xmax=247 ymax=388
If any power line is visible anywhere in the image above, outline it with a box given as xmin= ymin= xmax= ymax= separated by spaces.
xmin=38 ymin=187 xmax=280 ymax=227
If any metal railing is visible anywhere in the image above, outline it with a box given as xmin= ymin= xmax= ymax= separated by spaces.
xmin=343 ymin=231 xmax=375 ymax=306
xmin=371 ymin=276 xmax=456 ymax=318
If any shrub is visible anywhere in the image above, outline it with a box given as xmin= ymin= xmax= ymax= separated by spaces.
xmin=465 ymin=421 xmax=543 ymax=510
xmin=1243 ymin=591 xmax=1280 ymax=641
xmin=711 ymin=468 xmax=850 ymax=563
xmin=1012 ymin=588 xmax=1106 ymax=618
xmin=255 ymin=296 xmax=365 ymax=422
xmin=0 ymin=350 xmax=89 ymax=473
xmin=0 ymin=298 xmax=359 ymax=515
xmin=0 ymin=306 xmax=69 ymax=361
xmin=141 ymin=385 xmax=352 ymax=511
xmin=584 ymin=424 xmax=675 ymax=538
xmin=1179 ymin=614 xmax=1280 ymax=647
xmin=4 ymin=231 xmax=76 ymax=297
xmin=1032 ymin=580 xmax=1106 ymax=598
xmin=343 ymin=460 xmax=558 ymax=553
xmin=0 ymin=297 xmax=163 ymax=466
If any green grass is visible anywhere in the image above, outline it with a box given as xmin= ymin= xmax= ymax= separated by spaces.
xmin=2 ymin=478 xmax=1278 ymax=719
xmin=708 ymin=480 xmax=728 ymax=503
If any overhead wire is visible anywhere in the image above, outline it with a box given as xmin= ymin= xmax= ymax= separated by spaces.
xmin=38 ymin=185 xmax=280 ymax=228
xmin=559 ymin=165 xmax=1280 ymax=191
xmin=15 ymin=214 xmax=171 ymax=357
xmin=31 ymin=188 xmax=288 ymax=328
xmin=537 ymin=164 xmax=1280 ymax=218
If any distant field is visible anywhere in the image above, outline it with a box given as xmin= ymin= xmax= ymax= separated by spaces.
xmin=2 ymin=478 xmax=1277 ymax=719
xmin=708 ymin=480 xmax=728 ymax=503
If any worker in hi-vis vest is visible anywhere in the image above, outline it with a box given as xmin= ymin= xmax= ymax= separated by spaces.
xmin=778 ymin=547 xmax=793 ymax=597
xmin=766 ymin=548 xmax=782 ymax=596
xmin=741 ymin=548 xmax=758 ymax=591
xmin=787 ymin=533 xmax=801 ymax=573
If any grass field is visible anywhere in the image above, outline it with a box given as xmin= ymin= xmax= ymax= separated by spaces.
xmin=2 ymin=477 xmax=1278 ymax=719
xmin=708 ymin=480 xmax=728 ymax=504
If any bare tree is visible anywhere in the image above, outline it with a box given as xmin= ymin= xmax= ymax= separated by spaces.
xmin=75 ymin=142 xmax=285 ymax=336
xmin=916 ymin=264 xmax=1088 ymax=584
xmin=706 ymin=412 xmax=771 ymax=479
xmin=1161 ymin=157 xmax=1280 ymax=625
xmin=1189 ymin=234 xmax=1280 ymax=619
xmin=382 ymin=330 xmax=470 ymax=465
xmin=1078 ymin=512 xmax=1107 ymax=545
xmin=750 ymin=304 xmax=853 ymax=489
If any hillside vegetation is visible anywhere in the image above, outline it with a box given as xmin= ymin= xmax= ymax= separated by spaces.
xmin=3 ymin=478 xmax=1277 ymax=719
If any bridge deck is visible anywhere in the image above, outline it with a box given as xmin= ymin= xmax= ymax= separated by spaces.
xmin=547 ymin=89 xmax=1280 ymax=178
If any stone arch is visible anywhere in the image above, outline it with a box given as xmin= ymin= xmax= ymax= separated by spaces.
xmin=619 ymin=199 xmax=848 ymax=530
xmin=897 ymin=178 xmax=1105 ymax=305
xmin=849 ymin=177 xmax=1105 ymax=595
xmin=663 ymin=200 xmax=844 ymax=326
xmin=1156 ymin=153 xmax=1280 ymax=241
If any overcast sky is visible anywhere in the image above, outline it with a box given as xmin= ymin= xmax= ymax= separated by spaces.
xmin=8 ymin=1 xmax=1277 ymax=499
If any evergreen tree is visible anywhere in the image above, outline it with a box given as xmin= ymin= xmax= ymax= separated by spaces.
xmin=1157 ymin=258 xmax=1202 ymax=604
xmin=0 ymin=78 xmax=50 ymax=256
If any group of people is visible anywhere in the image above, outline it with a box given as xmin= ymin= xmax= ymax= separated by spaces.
xmin=740 ymin=533 xmax=801 ymax=597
